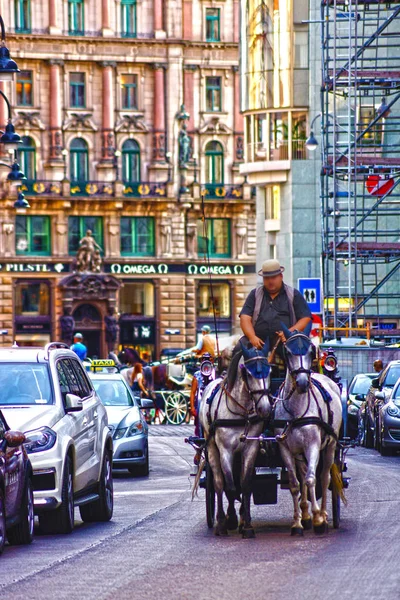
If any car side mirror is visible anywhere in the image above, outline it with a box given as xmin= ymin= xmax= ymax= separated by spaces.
xmin=65 ymin=393 xmax=83 ymax=412
xmin=4 ymin=430 xmax=26 ymax=447
xmin=140 ymin=398 xmax=155 ymax=409
xmin=355 ymin=394 xmax=365 ymax=401
xmin=371 ymin=378 xmax=380 ymax=388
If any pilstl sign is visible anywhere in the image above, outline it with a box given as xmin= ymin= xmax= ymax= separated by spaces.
xmin=0 ymin=263 xmax=69 ymax=273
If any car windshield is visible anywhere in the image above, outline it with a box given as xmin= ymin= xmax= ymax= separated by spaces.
xmin=384 ymin=366 xmax=400 ymax=387
xmin=350 ymin=375 xmax=374 ymax=396
xmin=0 ymin=364 xmax=53 ymax=405
xmin=92 ymin=379 xmax=134 ymax=407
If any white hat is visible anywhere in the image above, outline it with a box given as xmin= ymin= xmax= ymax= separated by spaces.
xmin=258 ymin=259 xmax=285 ymax=277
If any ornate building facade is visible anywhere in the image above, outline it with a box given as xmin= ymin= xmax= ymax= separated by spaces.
xmin=0 ymin=0 xmax=256 ymax=358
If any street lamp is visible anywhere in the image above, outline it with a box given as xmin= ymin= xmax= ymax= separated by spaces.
xmin=0 ymin=90 xmax=21 ymax=151
xmin=6 ymin=161 xmax=26 ymax=186
xmin=13 ymin=190 xmax=29 ymax=209
xmin=0 ymin=15 xmax=19 ymax=82
xmin=305 ymin=113 xmax=322 ymax=151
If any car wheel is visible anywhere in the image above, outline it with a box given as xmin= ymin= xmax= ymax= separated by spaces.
xmin=128 ymin=445 xmax=149 ymax=477
xmin=39 ymin=457 xmax=74 ymax=534
xmin=364 ymin=417 xmax=374 ymax=449
xmin=79 ymin=451 xmax=113 ymax=522
xmin=7 ymin=477 xmax=34 ymax=545
xmin=0 ymin=490 xmax=5 ymax=555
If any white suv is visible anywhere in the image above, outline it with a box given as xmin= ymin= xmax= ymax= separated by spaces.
xmin=0 ymin=343 xmax=113 ymax=534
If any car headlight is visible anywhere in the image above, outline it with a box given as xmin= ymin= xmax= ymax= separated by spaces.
xmin=387 ymin=404 xmax=400 ymax=417
xmin=24 ymin=427 xmax=57 ymax=454
xmin=114 ymin=428 xmax=127 ymax=440
xmin=127 ymin=421 xmax=144 ymax=437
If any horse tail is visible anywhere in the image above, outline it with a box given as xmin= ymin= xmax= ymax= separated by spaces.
xmin=330 ymin=462 xmax=347 ymax=506
xmin=143 ymin=366 xmax=154 ymax=391
xmin=192 ymin=457 xmax=206 ymax=500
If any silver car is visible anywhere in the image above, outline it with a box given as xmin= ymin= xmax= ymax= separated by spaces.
xmin=89 ymin=372 xmax=151 ymax=476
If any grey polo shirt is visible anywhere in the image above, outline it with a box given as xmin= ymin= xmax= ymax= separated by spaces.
xmin=239 ymin=285 xmax=311 ymax=342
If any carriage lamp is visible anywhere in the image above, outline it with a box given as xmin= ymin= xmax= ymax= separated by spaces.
xmin=323 ymin=354 xmax=338 ymax=372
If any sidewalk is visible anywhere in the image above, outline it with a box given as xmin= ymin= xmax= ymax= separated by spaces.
xmin=148 ymin=423 xmax=195 ymax=437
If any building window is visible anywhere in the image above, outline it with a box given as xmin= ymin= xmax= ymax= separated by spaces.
xmin=120 ymin=217 xmax=155 ymax=256
xmin=16 ymin=70 xmax=33 ymax=106
xmin=197 ymin=218 xmax=231 ymax=258
xmin=16 ymin=216 xmax=51 ymax=256
xmin=68 ymin=0 xmax=84 ymax=35
xmin=15 ymin=0 xmax=31 ymax=32
xmin=121 ymin=0 xmax=137 ymax=38
xmin=121 ymin=74 xmax=138 ymax=109
xmin=70 ymin=72 xmax=86 ymax=108
xmin=68 ymin=216 xmax=103 ymax=255
xmin=205 ymin=8 xmax=220 ymax=42
xmin=197 ymin=283 xmax=230 ymax=318
xmin=265 ymin=185 xmax=280 ymax=220
xmin=122 ymin=139 xmax=140 ymax=183
xmin=19 ymin=136 xmax=36 ymax=180
xmin=205 ymin=77 xmax=222 ymax=112
xmin=359 ymin=106 xmax=383 ymax=146
xmin=15 ymin=282 xmax=50 ymax=316
xmin=205 ymin=141 xmax=224 ymax=184
xmin=70 ymin=138 xmax=89 ymax=182
xmin=120 ymin=282 xmax=154 ymax=316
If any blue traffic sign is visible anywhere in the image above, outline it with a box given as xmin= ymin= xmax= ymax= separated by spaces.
xmin=298 ymin=278 xmax=322 ymax=314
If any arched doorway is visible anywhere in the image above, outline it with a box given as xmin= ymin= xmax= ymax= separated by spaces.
xmin=72 ymin=303 xmax=102 ymax=358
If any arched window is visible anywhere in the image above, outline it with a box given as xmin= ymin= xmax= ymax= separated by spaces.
xmin=70 ymin=138 xmax=89 ymax=182
xmin=122 ymin=139 xmax=140 ymax=183
xmin=19 ymin=136 xmax=36 ymax=180
xmin=205 ymin=141 xmax=224 ymax=185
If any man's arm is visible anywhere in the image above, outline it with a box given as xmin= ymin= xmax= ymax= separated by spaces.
xmin=240 ymin=315 xmax=264 ymax=350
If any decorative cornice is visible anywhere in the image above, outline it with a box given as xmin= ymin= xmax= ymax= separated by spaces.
xmin=48 ymin=59 xmax=64 ymax=67
xmin=99 ymin=61 xmax=117 ymax=68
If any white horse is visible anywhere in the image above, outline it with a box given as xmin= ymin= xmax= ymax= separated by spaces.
xmin=199 ymin=339 xmax=272 ymax=538
xmin=274 ymin=323 xmax=342 ymax=535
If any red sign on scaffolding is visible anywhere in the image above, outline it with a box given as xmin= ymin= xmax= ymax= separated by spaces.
xmin=366 ymin=174 xmax=395 ymax=197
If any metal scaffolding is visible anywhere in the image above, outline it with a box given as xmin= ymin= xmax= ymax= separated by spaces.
xmin=320 ymin=0 xmax=400 ymax=330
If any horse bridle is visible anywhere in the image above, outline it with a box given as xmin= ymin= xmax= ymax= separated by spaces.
xmin=222 ymin=355 xmax=271 ymax=421
xmin=284 ymin=334 xmax=314 ymax=380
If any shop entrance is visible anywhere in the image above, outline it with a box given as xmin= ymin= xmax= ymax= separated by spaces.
xmin=72 ymin=303 xmax=102 ymax=358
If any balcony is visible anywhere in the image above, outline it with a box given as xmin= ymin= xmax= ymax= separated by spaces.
xmin=21 ymin=180 xmax=63 ymax=196
xmin=200 ymin=184 xmax=244 ymax=200
xmin=122 ymin=182 xmax=167 ymax=198
xmin=248 ymin=140 xmax=307 ymax=163
xmin=70 ymin=181 xmax=115 ymax=197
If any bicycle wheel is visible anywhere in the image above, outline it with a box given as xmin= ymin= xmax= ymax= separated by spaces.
xmin=165 ymin=392 xmax=188 ymax=425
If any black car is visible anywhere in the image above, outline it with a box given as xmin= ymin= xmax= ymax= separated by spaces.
xmin=363 ymin=360 xmax=400 ymax=450
xmin=346 ymin=373 xmax=375 ymax=438
xmin=0 ymin=410 xmax=34 ymax=554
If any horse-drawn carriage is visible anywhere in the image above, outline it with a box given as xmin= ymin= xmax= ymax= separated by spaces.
xmin=186 ymin=325 xmax=352 ymax=537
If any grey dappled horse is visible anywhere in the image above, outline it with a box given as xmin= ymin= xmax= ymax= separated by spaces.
xmin=199 ymin=340 xmax=272 ymax=538
xmin=274 ymin=323 xmax=342 ymax=535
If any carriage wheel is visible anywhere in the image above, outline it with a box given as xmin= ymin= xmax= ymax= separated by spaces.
xmin=332 ymin=486 xmax=341 ymax=529
xmin=205 ymin=462 xmax=216 ymax=529
xmin=165 ymin=392 xmax=188 ymax=425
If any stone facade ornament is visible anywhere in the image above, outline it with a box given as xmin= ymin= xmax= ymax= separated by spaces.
xmin=235 ymin=220 xmax=248 ymax=258
xmin=59 ymin=307 xmax=75 ymax=345
xmin=75 ymin=230 xmax=103 ymax=272
xmin=160 ymin=220 xmax=172 ymax=256
xmin=186 ymin=220 xmax=197 ymax=259
xmin=104 ymin=307 xmax=119 ymax=353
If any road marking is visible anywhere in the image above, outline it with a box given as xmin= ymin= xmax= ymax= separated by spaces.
xmin=114 ymin=489 xmax=189 ymax=496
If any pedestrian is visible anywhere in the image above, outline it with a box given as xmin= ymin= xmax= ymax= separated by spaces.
xmin=70 ymin=332 xmax=87 ymax=361
xmin=373 ymin=359 xmax=384 ymax=376
xmin=239 ymin=259 xmax=312 ymax=360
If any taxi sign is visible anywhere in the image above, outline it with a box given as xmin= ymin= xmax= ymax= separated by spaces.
xmin=91 ymin=359 xmax=115 ymax=367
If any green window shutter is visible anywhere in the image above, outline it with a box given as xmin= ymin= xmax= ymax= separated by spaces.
xmin=16 ymin=216 xmax=50 ymax=256
xmin=120 ymin=217 xmax=154 ymax=256
xmin=68 ymin=0 xmax=84 ymax=35
xmin=15 ymin=0 xmax=31 ymax=33
xmin=206 ymin=9 xmax=220 ymax=42
xmin=121 ymin=0 xmax=137 ymax=38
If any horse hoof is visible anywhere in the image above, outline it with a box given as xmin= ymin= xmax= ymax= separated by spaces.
xmin=301 ymin=518 xmax=312 ymax=531
xmin=225 ymin=515 xmax=239 ymax=531
xmin=242 ymin=527 xmax=255 ymax=539
xmin=215 ymin=524 xmax=228 ymax=537
xmin=313 ymin=522 xmax=328 ymax=535
xmin=291 ymin=527 xmax=304 ymax=537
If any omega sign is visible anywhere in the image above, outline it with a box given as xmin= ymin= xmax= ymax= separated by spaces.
xmin=110 ymin=263 xmax=169 ymax=275
xmin=187 ymin=264 xmax=244 ymax=276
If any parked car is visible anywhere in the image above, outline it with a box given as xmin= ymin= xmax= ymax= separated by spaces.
xmin=0 ymin=343 xmax=113 ymax=534
xmin=89 ymin=367 xmax=152 ymax=476
xmin=376 ymin=377 xmax=400 ymax=455
xmin=0 ymin=410 xmax=34 ymax=554
xmin=363 ymin=360 xmax=400 ymax=450
xmin=346 ymin=373 xmax=375 ymax=438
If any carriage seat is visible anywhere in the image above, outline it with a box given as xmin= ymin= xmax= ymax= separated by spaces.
xmin=168 ymin=373 xmax=193 ymax=387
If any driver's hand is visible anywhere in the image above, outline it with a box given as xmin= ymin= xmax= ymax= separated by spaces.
xmin=275 ymin=330 xmax=286 ymax=344
xmin=249 ymin=335 xmax=264 ymax=350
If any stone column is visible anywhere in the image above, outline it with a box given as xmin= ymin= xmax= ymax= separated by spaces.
xmin=49 ymin=0 xmax=61 ymax=34
xmin=233 ymin=67 xmax=244 ymax=161
xmin=154 ymin=0 xmax=164 ymax=36
xmin=102 ymin=0 xmax=113 ymax=36
xmin=49 ymin=60 xmax=63 ymax=160
xmin=183 ymin=1 xmax=192 ymax=39
xmin=101 ymin=62 xmax=115 ymax=161
xmin=152 ymin=65 xmax=166 ymax=162
xmin=183 ymin=66 xmax=195 ymax=133
xmin=233 ymin=0 xmax=240 ymax=43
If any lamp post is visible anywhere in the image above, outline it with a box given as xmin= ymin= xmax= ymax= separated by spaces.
xmin=0 ymin=15 xmax=19 ymax=82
